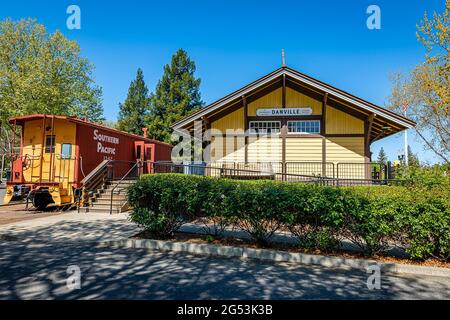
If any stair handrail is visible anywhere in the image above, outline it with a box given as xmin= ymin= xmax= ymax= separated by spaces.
xmin=109 ymin=160 xmax=141 ymax=214
xmin=79 ymin=159 xmax=111 ymax=208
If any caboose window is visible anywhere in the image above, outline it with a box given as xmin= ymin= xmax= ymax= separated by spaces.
xmin=45 ymin=135 xmax=55 ymax=153
xmin=61 ymin=143 xmax=72 ymax=159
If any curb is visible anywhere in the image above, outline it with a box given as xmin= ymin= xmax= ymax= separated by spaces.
xmin=98 ymin=238 xmax=450 ymax=278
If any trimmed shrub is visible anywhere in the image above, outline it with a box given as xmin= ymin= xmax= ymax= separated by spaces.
xmin=280 ymin=183 xmax=343 ymax=250
xmin=128 ymin=174 xmax=202 ymax=237
xmin=227 ymin=180 xmax=289 ymax=246
xmin=127 ymin=173 xmax=450 ymax=261
xmin=198 ymin=178 xmax=236 ymax=237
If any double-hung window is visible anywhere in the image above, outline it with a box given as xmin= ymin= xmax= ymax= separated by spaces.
xmin=249 ymin=121 xmax=281 ymax=134
xmin=287 ymin=120 xmax=321 ymax=134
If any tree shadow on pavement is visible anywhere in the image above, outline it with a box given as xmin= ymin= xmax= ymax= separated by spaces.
xmin=0 ymin=220 xmax=449 ymax=300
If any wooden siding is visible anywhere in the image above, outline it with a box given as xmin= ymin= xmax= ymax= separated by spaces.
xmin=326 ymin=137 xmax=365 ymax=163
xmin=247 ymin=136 xmax=282 ymax=162
xmin=285 ymin=138 xmax=323 ymax=162
xmin=211 ymin=107 xmax=244 ymax=132
xmin=285 ymin=87 xmax=322 ymax=115
xmin=210 ymin=136 xmax=245 ymax=162
xmin=326 ymin=105 xmax=364 ymax=134
xmin=248 ymin=88 xmax=282 ymax=116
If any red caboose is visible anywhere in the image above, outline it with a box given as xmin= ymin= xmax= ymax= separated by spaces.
xmin=4 ymin=114 xmax=172 ymax=209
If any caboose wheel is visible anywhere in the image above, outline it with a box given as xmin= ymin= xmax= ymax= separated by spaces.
xmin=30 ymin=191 xmax=54 ymax=210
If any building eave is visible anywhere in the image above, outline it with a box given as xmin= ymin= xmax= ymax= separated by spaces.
xmin=172 ymin=67 xmax=416 ymax=131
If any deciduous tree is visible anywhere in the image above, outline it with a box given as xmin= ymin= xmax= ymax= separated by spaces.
xmin=0 ymin=18 xmax=104 ymax=155
xmin=387 ymin=1 xmax=449 ymax=163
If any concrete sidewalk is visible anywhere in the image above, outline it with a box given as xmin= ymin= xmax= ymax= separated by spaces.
xmin=0 ymin=211 xmax=407 ymax=257
xmin=0 ymin=211 xmax=139 ymax=243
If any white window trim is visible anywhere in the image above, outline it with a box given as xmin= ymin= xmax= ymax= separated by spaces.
xmin=287 ymin=120 xmax=321 ymax=134
xmin=249 ymin=121 xmax=281 ymax=135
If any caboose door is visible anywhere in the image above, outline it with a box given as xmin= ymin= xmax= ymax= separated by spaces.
xmin=144 ymin=145 xmax=153 ymax=173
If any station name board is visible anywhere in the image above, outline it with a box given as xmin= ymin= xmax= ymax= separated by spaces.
xmin=256 ymin=108 xmax=313 ymax=117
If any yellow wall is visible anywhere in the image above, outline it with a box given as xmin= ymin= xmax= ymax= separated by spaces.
xmin=21 ymin=118 xmax=77 ymax=192
xmin=248 ymin=88 xmax=282 ymax=116
xmin=247 ymin=136 xmax=282 ymax=163
xmin=210 ymin=136 xmax=245 ymax=162
xmin=285 ymin=138 xmax=323 ymax=162
xmin=211 ymin=107 xmax=244 ymax=132
xmin=247 ymin=87 xmax=322 ymax=117
xmin=285 ymin=87 xmax=322 ymax=115
xmin=326 ymin=137 xmax=365 ymax=163
xmin=326 ymin=106 xmax=364 ymax=134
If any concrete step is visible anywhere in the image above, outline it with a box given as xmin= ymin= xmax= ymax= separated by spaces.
xmin=87 ymin=204 xmax=123 ymax=211
xmin=92 ymin=198 xmax=125 ymax=205
xmin=110 ymin=180 xmax=137 ymax=185
xmin=94 ymin=194 xmax=127 ymax=201
xmin=81 ymin=207 xmax=121 ymax=214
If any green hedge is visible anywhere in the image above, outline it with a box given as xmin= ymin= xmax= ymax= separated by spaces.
xmin=128 ymin=174 xmax=450 ymax=261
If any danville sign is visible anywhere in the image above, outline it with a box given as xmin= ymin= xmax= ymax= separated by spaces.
xmin=256 ymin=108 xmax=313 ymax=116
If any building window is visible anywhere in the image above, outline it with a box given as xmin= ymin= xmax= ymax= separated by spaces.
xmin=287 ymin=120 xmax=321 ymax=134
xmin=249 ymin=121 xmax=281 ymax=134
xmin=61 ymin=143 xmax=72 ymax=159
xmin=45 ymin=135 xmax=55 ymax=153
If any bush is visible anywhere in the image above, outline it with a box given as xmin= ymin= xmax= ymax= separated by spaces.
xmin=128 ymin=174 xmax=450 ymax=261
xmin=395 ymin=164 xmax=450 ymax=190
xmin=227 ymin=180 xmax=288 ymax=246
xmin=128 ymin=174 xmax=202 ymax=237
xmin=200 ymin=178 xmax=236 ymax=237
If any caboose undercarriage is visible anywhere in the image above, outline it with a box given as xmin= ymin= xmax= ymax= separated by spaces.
xmin=4 ymin=182 xmax=74 ymax=210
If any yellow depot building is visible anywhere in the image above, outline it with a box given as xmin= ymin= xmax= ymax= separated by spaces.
xmin=172 ymin=66 xmax=415 ymax=181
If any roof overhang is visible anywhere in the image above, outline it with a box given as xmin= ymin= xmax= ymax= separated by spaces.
xmin=8 ymin=114 xmax=172 ymax=147
xmin=172 ymin=67 xmax=416 ymax=136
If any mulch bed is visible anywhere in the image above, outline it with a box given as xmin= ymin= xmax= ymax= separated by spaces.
xmin=133 ymin=231 xmax=450 ymax=269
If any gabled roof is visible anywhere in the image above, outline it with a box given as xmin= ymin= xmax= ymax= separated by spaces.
xmin=172 ymin=66 xmax=415 ymax=136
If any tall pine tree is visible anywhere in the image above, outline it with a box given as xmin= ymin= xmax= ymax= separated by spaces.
xmin=377 ymin=147 xmax=388 ymax=165
xmin=147 ymin=49 xmax=203 ymax=142
xmin=117 ymin=68 xmax=150 ymax=135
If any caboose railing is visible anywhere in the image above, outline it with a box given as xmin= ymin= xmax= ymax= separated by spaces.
xmin=78 ymin=159 xmax=139 ymax=211
xmin=109 ymin=160 xmax=141 ymax=214
xmin=79 ymin=160 xmax=110 ymax=209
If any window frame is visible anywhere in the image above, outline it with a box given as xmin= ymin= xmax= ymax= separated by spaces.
xmin=248 ymin=121 xmax=282 ymax=135
xmin=60 ymin=143 xmax=72 ymax=159
xmin=45 ymin=135 xmax=56 ymax=153
xmin=287 ymin=120 xmax=321 ymax=134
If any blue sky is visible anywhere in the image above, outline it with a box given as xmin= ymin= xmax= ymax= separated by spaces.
xmin=1 ymin=0 xmax=446 ymax=163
